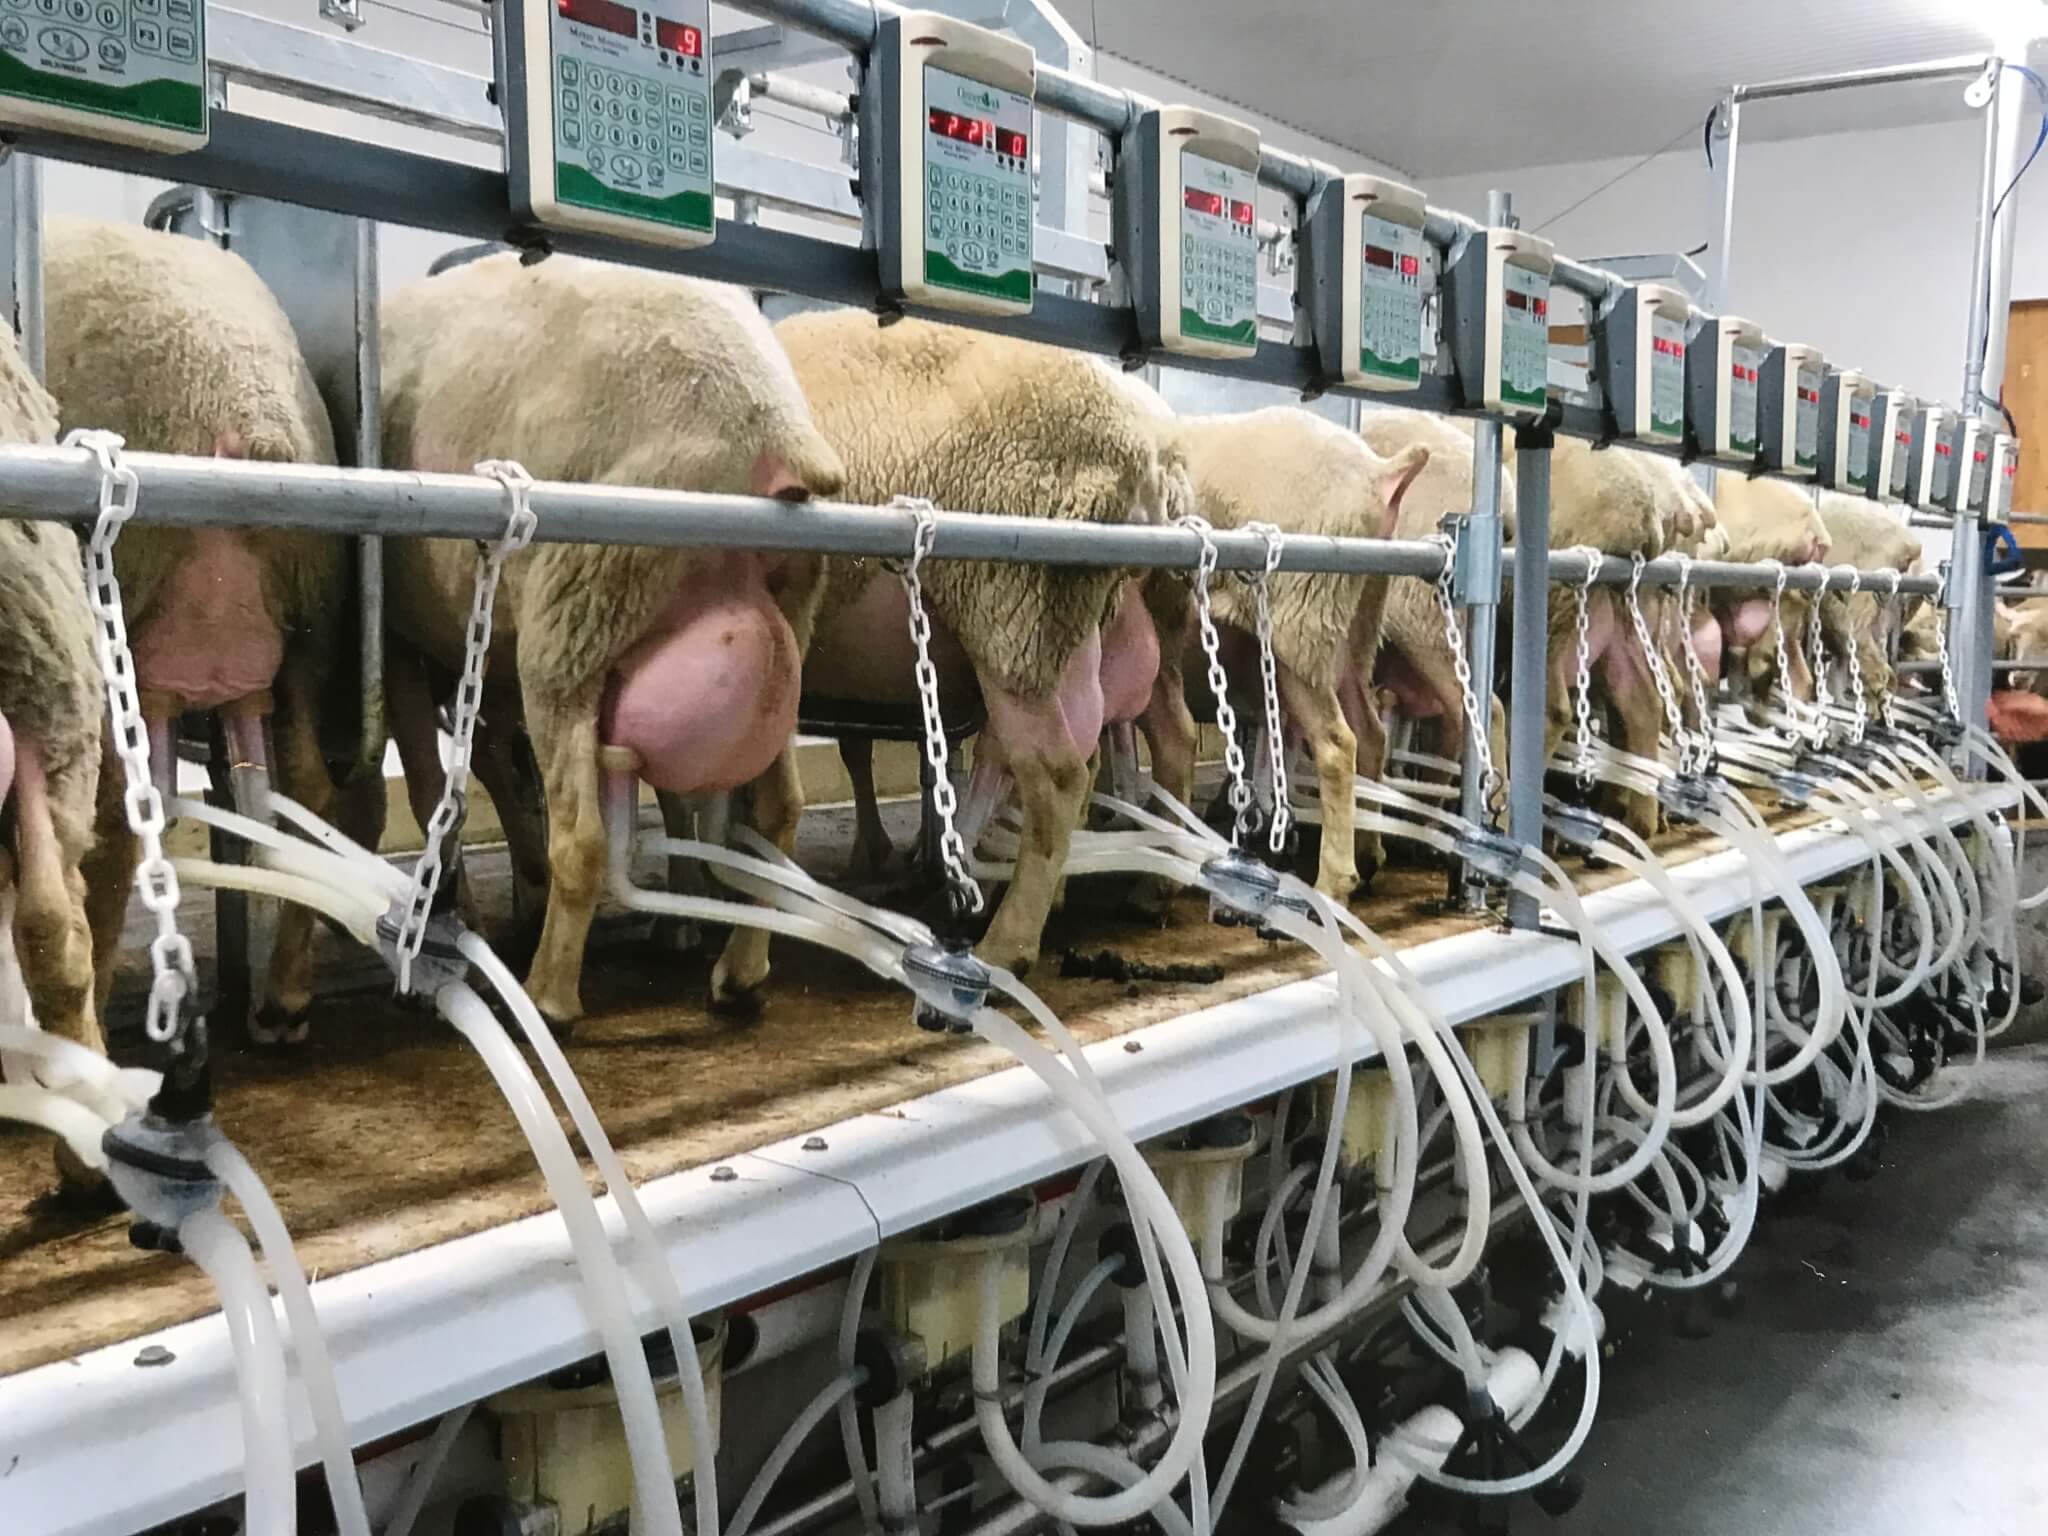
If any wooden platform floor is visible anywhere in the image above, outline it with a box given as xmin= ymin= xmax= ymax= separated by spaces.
xmin=0 ymin=800 xmax=1808 ymax=1379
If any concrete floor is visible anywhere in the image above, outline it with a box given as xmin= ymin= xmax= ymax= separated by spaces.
xmin=1398 ymin=1045 xmax=2048 ymax=1536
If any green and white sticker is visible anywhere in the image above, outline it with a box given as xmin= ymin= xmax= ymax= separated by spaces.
xmin=1499 ymin=262 xmax=1549 ymax=409
xmin=1648 ymin=314 xmax=1685 ymax=440
xmin=1728 ymin=342 xmax=1762 ymax=454
xmin=1176 ymin=150 xmax=1257 ymax=350
xmin=1794 ymin=364 xmax=1822 ymax=469
xmin=1846 ymin=403 xmax=1872 ymax=490
xmin=920 ymin=63 xmax=1033 ymax=307
xmin=1358 ymin=210 xmax=1424 ymax=383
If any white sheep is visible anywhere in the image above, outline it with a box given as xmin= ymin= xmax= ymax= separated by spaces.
xmin=0 ymin=320 xmax=105 ymax=1192
xmin=1147 ymin=406 xmax=1427 ymax=896
xmin=380 ymin=253 xmax=845 ymax=1026
xmin=1813 ymin=491 xmax=1924 ymax=702
xmin=1710 ymin=472 xmax=1833 ymax=709
xmin=780 ymin=311 xmax=1172 ymax=974
xmin=43 ymin=216 xmax=368 ymax=1046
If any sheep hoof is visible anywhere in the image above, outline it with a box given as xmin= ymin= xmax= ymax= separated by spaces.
xmin=53 ymin=1141 xmax=120 ymax=1213
xmin=247 ymin=1002 xmax=310 ymax=1049
xmin=708 ymin=973 xmax=767 ymax=1020
xmin=537 ymin=1008 xmax=577 ymax=1042
xmin=1354 ymin=854 xmax=1382 ymax=893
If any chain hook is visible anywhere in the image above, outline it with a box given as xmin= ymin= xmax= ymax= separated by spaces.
xmin=1671 ymin=552 xmax=1717 ymax=770
xmin=1564 ymin=545 xmax=1603 ymax=789
xmin=393 ymin=460 xmax=538 ymax=992
xmin=1180 ymin=514 xmax=1256 ymax=846
xmin=66 ymin=428 xmax=199 ymax=1047
xmin=1832 ymin=564 xmax=1869 ymax=743
xmin=1242 ymin=520 xmax=1291 ymax=856
xmin=890 ymin=496 xmax=984 ymax=918
xmin=1623 ymin=550 xmax=1692 ymax=774
xmin=1426 ymin=529 xmax=1498 ymax=818
xmin=1873 ymin=567 xmax=1903 ymax=729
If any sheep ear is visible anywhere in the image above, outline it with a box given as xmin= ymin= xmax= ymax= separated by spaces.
xmin=1374 ymin=443 xmax=1429 ymax=538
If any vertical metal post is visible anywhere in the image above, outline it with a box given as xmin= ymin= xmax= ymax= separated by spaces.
xmin=1711 ymin=95 xmax=1742 ymax=311
xmin=353 ymin=217 xmax=385 ymax=776
xmin=11 ymin=153 xmax=41 ymax=382
xmin=1505 ymin=432 xmax=1552 ymax=929
xmin=1963 ymin=62 xmax=2004 ymax=413
xmin=1454 ymin=194 xmax=1511 ymax=909
xmin=1950 ymin=510 xmax=1986 ymax=776
xmin=1981 ymin=46 xmax=2032 ymax=419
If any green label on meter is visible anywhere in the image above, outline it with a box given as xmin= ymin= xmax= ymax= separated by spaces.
xmin=1358 ymin=211 xmax=1424 ymax=382
xmin=549 ymin=0 xmax=713 ymax=234
xmin=1930 ymin=419 xmax=1955 ymax=503
xmin=1728 ymin=344 xmax=1762 ymax=454
xmin=1176 ymin=150 xmax=1257 ymax=349
xmin=1795 ymin=365 xmax=1822 ymax=469
xmin=1649 ymin=314 xmax=1685 ymax=439
xmin=920 ymin=63 xmax=1033 ymax=306
xmin=0 ymin=0 xmax=206 ymax=135
xmin=1846 ymin=402 xmax=1872 ymax=490
xmin=1499 ymin=262 xmax=1549 ymax=410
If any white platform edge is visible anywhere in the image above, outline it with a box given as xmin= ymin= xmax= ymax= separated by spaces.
xmin=1 ymin=785 xmax=2013 ymax=1536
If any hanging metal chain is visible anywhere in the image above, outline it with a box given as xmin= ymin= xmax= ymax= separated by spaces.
xmin=1833 ymin=565 xmax=1868 ymax=743
xmin=1874 ymin=569 xmax=1903 ymax=731
xmin=1672 ymin=555 xmax=1717 ymax=763
xmin=1933 ymin=558 xmax=1962 ymax=724
xmin=890 ymin=498 xmax=984 ymax=916
xmin=1564 ymin=545 xmax=1603 ymax=789
xmin=1802 ymin=562 xmax=1834 ymax=737
xmin=1761 ymin=559 xmax=1816 ymax=744
xmin=1241 ymin=520 xmax=1291 ymax=855
xmin=1625 ymin=552 xmax=1690 ymax=770
xmin=1181 ymin=514 xmax=1256 ymax=844
xmin=69 ymin=430 xmax=198 ymax=1046
xmin=393 ymin=460 xmax=539 ymax=991
xmin=1428 ymin=530 xmax=1498 ymax=813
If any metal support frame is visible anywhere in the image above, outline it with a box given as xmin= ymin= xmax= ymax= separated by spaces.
xmin=0 ymin=443 xmax=1940 ymax=594
xmin=1505 ymin=432 xmax=1552 ymax=929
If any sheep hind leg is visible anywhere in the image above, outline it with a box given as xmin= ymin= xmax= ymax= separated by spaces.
xmin=1128 ymin=666 xmax=1196 ymax=921
xmin=1275 ymin=671 xmax=1361 ymax=901
xmin=974 ymin=730 xmax=1087 ymax=979
xmin=709 ymin=745 xmax=802 ymax=1016
xmin=1597 ymin=617 xmax=1665 ymax=841
xmin=81 ymin=732 xmax=137 ymax=1025
xmin=523 ymin=700 xmax=606 ymax=1033
xmin=841 ymin=737 xmax=896 ymax=881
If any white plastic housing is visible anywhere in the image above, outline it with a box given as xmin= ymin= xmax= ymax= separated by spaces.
xmin=1327 ymin=172 xmax=1430 ymax=390
xmin=0 ymin=0 xmax=208 ymax=150
xmin=1148 ymin=105 xmax=1262 ymax=358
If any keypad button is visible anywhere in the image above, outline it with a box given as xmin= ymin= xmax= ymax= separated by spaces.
xmin=0 ymin=13 xmax=24 ymax=41
xmin=686 ymin=122 xmax=706 ymax=147
xmin=624 ymin=78 xmax=641 ymax=102
xmin=559 ymin=56 xmax=579 ymax=85
xmin=626 ymin=104 xmax=642 ymax=126
xmin=667 ymin=143 xmax=689 ymax=169
xmin=131 ymin=15 xmax=159 ymax=48
xmin=562 ymin=117 xmax=582 ymax=145
xmin=686 ymin=148 xmax=707 ymax=174
xmin=685 ymin=93 xmax=706 ymax=119
xmin=93 ymin=1 xmax=115 ymax=26
xmin=606 ymin=98 xmax=623 ymax=120
xmin=668 ymin=88 xmax=689 ymax=115
xmin=560 ymin=87 xmax=580 ymax=116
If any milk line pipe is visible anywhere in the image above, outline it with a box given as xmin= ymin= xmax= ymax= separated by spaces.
xmin=0 ymin=443 xmax=1945 ymax=596
xmin=1505 ymin=432 xmax=1554 ymax=929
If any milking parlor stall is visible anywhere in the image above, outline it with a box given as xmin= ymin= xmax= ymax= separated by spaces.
xmin=2 ymin=2 xmax=2047 ymax=1534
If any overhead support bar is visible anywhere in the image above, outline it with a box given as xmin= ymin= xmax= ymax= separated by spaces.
xmin=1729 ymin=53 xmax=1991 ymax=103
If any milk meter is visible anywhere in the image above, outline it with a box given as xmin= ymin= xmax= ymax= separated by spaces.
xmin=1990 ymin=431 xmax=2020 ymax=521
xmin=1945 ymin=415 xmax=1993 ymax=515
xmin=0 ymin=0 xmax=206 ymax=149
xmin=1593 ymin=282 xmax=1689 ymax=446
xmin=1904 ymin=404 xmax=1952 ymax=511
xmin=501 ymin=0 xmax=715 ymax=246
xmin=1118 ymin=105 xmax=1261 ymax=359
xmin=1818 ymin=368 xmax=1875 ymax=493
xmin=1685 ymin=314 xmax=1766 ymax=465
xmin=1305 ymin=172 xmax=1430 ymax=391
xmin=866 ymin=10 xmax=1036 ymax=316
xmin=1866 ymin=388 xmax=1915 ymax=504
xmin=1445 ymin=225 xmax=1554 ymax=419
xmin=1758 ymin=341 xmax=1823 ymax=477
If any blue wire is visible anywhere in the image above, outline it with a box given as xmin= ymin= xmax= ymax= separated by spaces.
xmin=1992 ymin=63 xmax=2048 ymax=221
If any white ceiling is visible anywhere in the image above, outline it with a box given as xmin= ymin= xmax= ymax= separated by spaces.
xmin=1049 ymin=0 xmax=2026 ymax=175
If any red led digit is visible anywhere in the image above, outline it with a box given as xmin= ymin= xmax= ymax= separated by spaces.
xmin=654 ymin=17 xmax=701 ymax=54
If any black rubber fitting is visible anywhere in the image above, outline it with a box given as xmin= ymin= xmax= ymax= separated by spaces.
xmin=854 ymin=1328 xmax=917 ymax=1407
xmin=1097 ymin=1221 xmax=1145 ymax=1290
